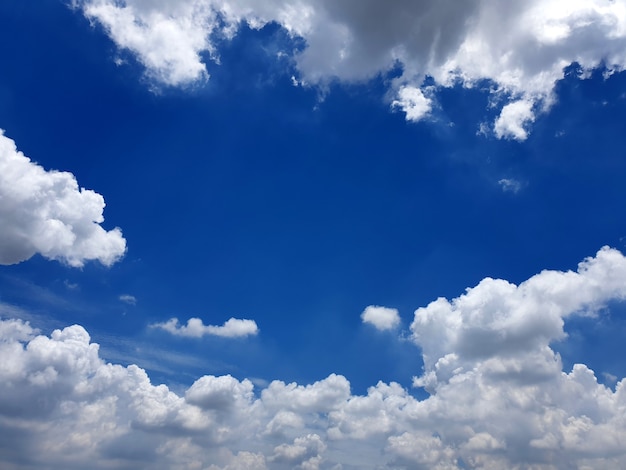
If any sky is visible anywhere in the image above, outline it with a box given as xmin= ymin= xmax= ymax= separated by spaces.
xmin=2 ymin=0 xmax=626 ymax=468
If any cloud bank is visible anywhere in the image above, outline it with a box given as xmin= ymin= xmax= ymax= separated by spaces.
xmin=0 ymin=130 xmax=126 ymax=267
xmin=3 ymin=246 xmax=626 ymax=468
xmin=151 ymin=316 xmax=259 ymax=338
xmin=77 ymin=0 xmax=626 ymax=139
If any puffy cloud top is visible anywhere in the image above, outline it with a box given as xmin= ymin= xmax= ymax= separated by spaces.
xmin=361 ymin=305 xmax=401 ymax=331
xmin=3 ymin=247 xmax=626 ymax=468
xmin=411 ymin=246 xmax=626 ymax=391
xmin=0 ymin=130 xmax=126 ymax=267
xmin=77 ymin=0 xmax=626 ymax=138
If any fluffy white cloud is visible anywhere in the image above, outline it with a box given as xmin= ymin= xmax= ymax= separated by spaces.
xmin=77 ymin=0 xmax=626 ymax=138
xmin=3 ymin=247 xmax=626 ymax=468
xmin=0 ymin=130 xmax=126 ymax=267
xmin=151 ymin=316 xmax=259 ymax=338
xmin=391 ymin=86 xmax=432 ymax=122
xmin=361 ymin=305 xmax=400 ymax=331
xmin=493 ymin=99 xmax=536 ymax=140
xmin=411 ymin=246 xmax=626 ymax=391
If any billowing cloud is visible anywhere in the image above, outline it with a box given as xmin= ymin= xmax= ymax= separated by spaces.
xmin=0 ymin=130 xmax=126 ymax=267
xmin=151 ymin=316 xmax=259 ymax=338
xmin=361 ymin=305 xmax=400 ymax=331
xmin=3 ymin=246 xmax=626 ymax=468
xmin=76 ymin=0 xmax=626 ymax=138
xmin=411 ymin=245 xmax=626 ymax=391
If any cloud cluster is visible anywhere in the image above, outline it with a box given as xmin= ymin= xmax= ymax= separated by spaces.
xmin=77 ymin=0 xmax=626 ymax=138
xmin=0 ymin=130 xmax=126 ymax=267
xmin=151 ymin=316 xmax=259 ymax=338
xmin=3 ymin=247 xmax=626 ymax=468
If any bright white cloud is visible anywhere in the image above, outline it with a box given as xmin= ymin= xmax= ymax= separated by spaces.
xmin=410 ymin=246 xmax=626 ymax=392
xmin=391 ymin=86 xmax=432 ymax=122
xmin=79 ymin=0 xmax=215 ymax=86
xmin=3 ymin=247 xmax=626 ymax=468
xmin=77 ymin=0 xmax=626 ymax=137
xmin=0 ymin=130 xmax=126 ymax=267
xmin=151 ymin=316 xmax=259 ymax=338
xmin=361 ymin=305 xmax=400 ymax=331
xmin=494 ymin=99 xmax=536 ymax=140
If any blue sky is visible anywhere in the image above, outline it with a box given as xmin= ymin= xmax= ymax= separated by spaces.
xmin=2 ymin=1 xmax=626 ymax=468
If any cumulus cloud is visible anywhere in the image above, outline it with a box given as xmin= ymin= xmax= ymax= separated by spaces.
xmin=361 ymin=305 xmax=401 ymax=331
xmin=151 ymin=316 xmax=259 ymax=338
xmin=0 ymin=130 xmax=126 ymax=267
xmin=494 ymin=99 xmax=536 ymax=140
xmin=270 ymin=434 xmax=326 ymax=469
xmin=77 ymin=0 xmax=626 ymax=137
xmin=3 ymin=246 xmax=626 ymax=468
xmin=391 ymin=86 xmax=432 ymax=122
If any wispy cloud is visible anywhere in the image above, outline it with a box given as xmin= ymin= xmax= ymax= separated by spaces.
xmin=118 ymin=294 xmax=137 ymax=305
xmin=498 ymin=178 xmax=523 ymax=194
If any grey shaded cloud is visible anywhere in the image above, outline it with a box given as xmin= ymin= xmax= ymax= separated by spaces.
xmin=77 ymin=0 xmax=626 ymax=139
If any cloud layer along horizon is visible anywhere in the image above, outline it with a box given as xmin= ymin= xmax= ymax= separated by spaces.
xmin=0 ymin=130 xmax=126 ymax=267
xmin=3 ymin=246 xmax=626 ymax=469
xmin=77 ymin=0 xmax=626 ymax=139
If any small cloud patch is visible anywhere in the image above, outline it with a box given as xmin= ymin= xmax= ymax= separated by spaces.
xmin=498 ymin=178 xmax=523 ymax=194
xmin=151 ymin=317 xmax=259 ymax=338
xmin=361 ymin=305 xmax=401 ymax=331
xmin=119 ymin=295 xmax=137 ymax=305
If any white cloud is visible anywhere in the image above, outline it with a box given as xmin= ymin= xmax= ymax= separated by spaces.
xmin=77 ymin=0 xmax=626 ymax=136
xmin=185 ymin=374 xmax=254 ymax=410
xmin=270 ymin=434 xmax=326 ymax=469
xmin=361 ymin=305 xmax=401 ymax=331
xmin=494 ymin=99 xmax=536 ymax=141
xmin=118 ymin=294 xmax=137 ymax=305
xmin=386 ymin=432 xmax=457 ymax=469
xmin=391 ymin=86 xmax=432 ymax=122
xmin=410 ymin=246 xmax=626 ymax=392
xmin=80 ymin=0 xmax=215 ymax=86
xmin=0 ymin=130 xmax=126 ymax=267
xmin=3 ymin=247 xmax=626 ymax=468
xmin=151 ymin=316 xmax=259 ymax=338
xmin=498 ymin=178 xmax=523 ymax=193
